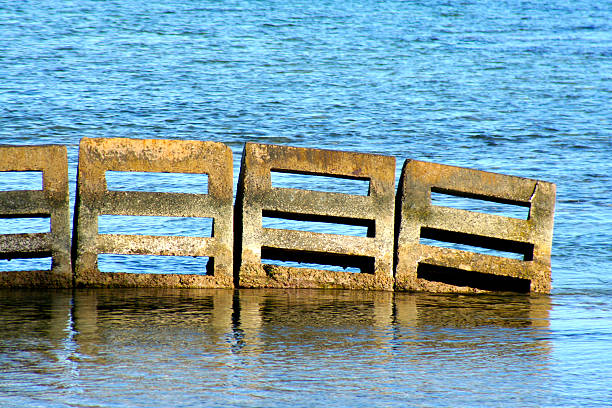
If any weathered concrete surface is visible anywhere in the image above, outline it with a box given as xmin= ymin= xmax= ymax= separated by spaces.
xmin=236 ymin=143 xmax=395 ymax=290
xmin=72 ymin=137 xmax=233 ymax=288
xmin=0 ymin=145 xmax=72 ymax=287
xmin=394 ymin=159 xmax=556 ymax=293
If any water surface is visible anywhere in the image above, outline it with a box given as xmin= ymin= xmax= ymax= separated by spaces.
xmin=0 ymin=0 xmax=611 ymax=406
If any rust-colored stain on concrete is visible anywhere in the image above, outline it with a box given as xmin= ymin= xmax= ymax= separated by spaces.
xmin=394 ymin=159 xmax=556 ymax=293
xmin=235 ymin=142 xmax=396 ymax=290
xmin=72 ymin=137 xmax=234 ymax=288
xmin=0 ymin=145 xmax=72 ymax=287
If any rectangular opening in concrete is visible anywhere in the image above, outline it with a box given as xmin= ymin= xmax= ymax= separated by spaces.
xmin=98 ymin=215 xmax=213 ymax=237
xmin=416 ymin=263 xmax=531 ymax=293
xmin=271 ymin=170 xmax=370 ymax=196
xmin=261 ymin=246 xmax=375 ymax=274
xmin=0 ymin=257 xmax=52 ymax=272
xmin=98 ymin=254 xmax=212 ymax=275
xmin=262 ymin=210 xmax=373 ymax=237
xmin=0 ymin=216 xmax=51 ymax=234
xmin=106 ymin=171 xmax=209 ymax=194
xmin=0 ymin=171 xmax=43 ymax=191
xmin=420 ymin=227 xmax=534 ymax=261
xmin=431 ymin=188 xmax=530 ymax=219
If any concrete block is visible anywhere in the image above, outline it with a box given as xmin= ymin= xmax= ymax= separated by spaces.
xmin=72 ymin=138 xmax=233 ymax=287
xmin=236 ymin=143 xmax=396 ymax=290
xmin=0 ymin=145 xmax=72 ymax=287
xmin=394 ymin=159 xmax=556 ymax=293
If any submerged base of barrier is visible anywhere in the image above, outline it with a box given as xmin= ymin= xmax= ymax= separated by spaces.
xmin=239 ymin=263 xmax=395 ymax=291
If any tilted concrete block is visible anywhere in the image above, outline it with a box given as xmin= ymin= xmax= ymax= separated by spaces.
xmin=72 ymin=138 xmax=233 ymax=287
xmin=236 ymin=143 xmax=396 ymax=290
xmin=0 ymin=145 xmax=71 ymax=287
xmin=394 ymin=159 xmax=556 ymax=293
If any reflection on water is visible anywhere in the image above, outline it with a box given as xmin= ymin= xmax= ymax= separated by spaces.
xmin=0 ymin=288 xmax=553 ymax=407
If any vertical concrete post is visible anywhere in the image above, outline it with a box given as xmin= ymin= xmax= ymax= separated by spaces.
xmin=0 ymin=145 xmax=71 ymax=287
xmin=72 ymin=138 xmax=233 ymax=287
xmin=394 ymin=159 xmax=556 ymax=293
xmin=236 ymin=143 xmax=396 ymax=290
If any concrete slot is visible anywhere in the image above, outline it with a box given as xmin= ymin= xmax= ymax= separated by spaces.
xmin=394 ymin=159 xmax=556 ymax=293
xmin=0 ymin=170 xmax=43 ymax=191
xmin=106 ymin=171 xmax=209 ymax=194
xmin=97 ymin=253 xmax=210 ymax=274
xmin=430 ymin=189 xmax=531 ymax=219
xmin=97 ymin=215 xmax=213 ymax=237
xmin=72 ymin=138 xmax=234 ymax=288
xmin=235 ymin=142 xmax=396 ymax=290
xmin=270 ymin=171 xmax=371 ymax=195
xmin=0 ymin=145 xmax=72 ymax=287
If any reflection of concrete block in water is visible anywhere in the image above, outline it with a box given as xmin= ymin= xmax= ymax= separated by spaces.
xmin=394 ymin=159 xmax=555 ymax=293
xmin=72 ymin=138 xmax=233 ymax=287
xmin=236 ymin=143 xmax=395 ymax=290
xmin=0 ymin=145 xmax=72 ymax=287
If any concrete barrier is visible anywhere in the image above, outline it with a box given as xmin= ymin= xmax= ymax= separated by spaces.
xmin=72 ymin=138 xmax=233 ymax=287
xmin=0 ymin=145 xmax=72 ymax=287
xmin=235 ymin=143 xmax=396 ymax=290
xmin=0 ymin=139 xmax=558 ymax=293
xmin=394 ymin=159 xmax=555 ymax=293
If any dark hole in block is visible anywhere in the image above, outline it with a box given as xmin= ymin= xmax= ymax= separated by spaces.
xmin=98 ymin=215 xmax=213 ymax=237
xmin=0 ymin=171 xmax=43 ymax=191
xmin=417 ymin=263 xmax=531 ymax=293
xmin=420 ymin=227 xmax=534 ymax=261
xmin=431 ymin=187 xmax=530 ymax=220
xmin=97 ymin=254 xmax=212 ymax=275
xmin=0 ymin=256 xmax=52 ymax=272
xmin=106 ymin=171 xmax=209 ymax=194
xmin=261 ymin=246 xmax=375 ymax=274
xmin=271 ymin=170 xmax=370 ymax=196
xmin=0 ymin=216 xmax=51 ymax=234
xmin=262 ymin=210 xmax=374 ymax=237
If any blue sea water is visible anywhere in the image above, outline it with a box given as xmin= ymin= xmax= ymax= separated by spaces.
xmin=0 ymin=0 xmax=611 ymax=406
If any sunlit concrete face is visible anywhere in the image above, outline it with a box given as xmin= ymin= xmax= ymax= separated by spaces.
xmin=0 ymin=145 xmax=71 ymax=287
xmin=72 ymin=137 xmax=234 ymax=288
xmin=236 ymin=142 xmax=396 ymax=290
xmin=394 ymin=159 xmax=556 ymax=294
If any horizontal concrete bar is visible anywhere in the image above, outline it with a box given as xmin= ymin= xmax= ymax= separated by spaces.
xmin=403 ymin=160 xmax=539 ymax=203
xmin=99 ymin=191 xmax=224 ymax=218
xmin=261 ymin=228 xmax=376 ymax=257
xmin=0 ymin=191 xmax=51 ymax=216
xmin=416 ymin=245 xmax=533 ymax=279
xmin=261 ymin=188 xmax=376 ymax=219
xmin=0 ymin=233 xmax=51 ymax=255
xmin=96 ymin=235 xmax=221 ymax=257
xmin=424 ymin=206 xmax=536 ymax=243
